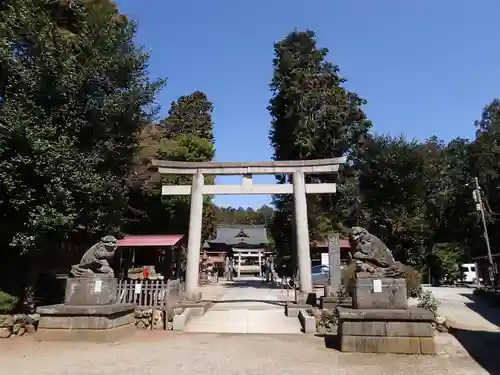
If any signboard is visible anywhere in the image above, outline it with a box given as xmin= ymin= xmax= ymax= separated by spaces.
xmin=134 ymin=283 xmax=142 ymax=294
xmin=93 ymin=279 xmax=103 ymax=293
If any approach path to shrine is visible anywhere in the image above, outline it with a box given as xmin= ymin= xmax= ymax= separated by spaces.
xmin=184 ymin=277 xmax=302 ymax=334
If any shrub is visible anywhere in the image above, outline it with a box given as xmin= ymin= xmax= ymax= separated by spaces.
xmin=417 ymin=290 xmax=439 ymax=315
xmin=401 ymin=265 xmax=423 ymax=298
xmin=341 ymin=263 xmax=422 ymax=298
xmin=0 ymin=291 xmax=19 ymax=313
xmin=316 ymin=310 xmax=338 ymax=332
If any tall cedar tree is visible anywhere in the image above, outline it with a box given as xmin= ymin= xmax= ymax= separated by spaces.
xmin=268 ymin=30 xmax=371 ymax=258
xmin=162 ymin=91 xmax=214 ymax=143
xmin=126 ymin=91 xmax=216 ymax=241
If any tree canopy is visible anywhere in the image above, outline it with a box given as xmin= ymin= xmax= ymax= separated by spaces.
xmin=267 ymin=29 xmax=500 ymax=283
xmin=126 ymin=91 xmax=216 ymax=240
xmin=2 ymin=5 xmax=500 ymax=301
xmin=268 ymin=29 xmax=371 ymax=258
xmin=0 ymin=0 xmax=164 ymax=254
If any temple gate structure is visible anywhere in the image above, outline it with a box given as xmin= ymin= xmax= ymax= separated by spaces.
xmin=151 ymin=158 xmax=346 ymax=301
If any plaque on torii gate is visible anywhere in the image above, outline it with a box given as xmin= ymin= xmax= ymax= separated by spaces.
xmin=151 ymin=158 xmax=346 ymax=301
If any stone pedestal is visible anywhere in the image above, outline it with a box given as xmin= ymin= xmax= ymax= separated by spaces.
xmin=295 ymin=291 xmax=317 ymax=306
xmin=65 ymin=277 xmax=117 ymax=306
xmin=353 ymin=277 xmax=407 ymax=309
xmin=337 ymin=307 xmax=436 ymax=354
xmin=36 ymin=278 xmax=135 ymax=342
xmin=320 ymin=295 xmax=352 ymax=310
xmin=35 ymin=303 xmax=136 ymax=342
xmin=337 ymin=276 xmax=435 ymax=355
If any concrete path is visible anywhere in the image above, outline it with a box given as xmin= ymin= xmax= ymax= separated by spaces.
xmin=420 ymin=286 xmax=500 ymax=331
xmin=185 ymin=277 xmax=302 ymax=334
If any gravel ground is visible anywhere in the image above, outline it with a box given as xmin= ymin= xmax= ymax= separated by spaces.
xmin=0 ymin=332 xmax=491 ymax=375
xmin=1 ymin=284 xmax=496 ymax=375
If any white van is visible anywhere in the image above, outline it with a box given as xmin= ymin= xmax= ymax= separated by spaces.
xmin=461 ymin=263 xmax=478 ymax=284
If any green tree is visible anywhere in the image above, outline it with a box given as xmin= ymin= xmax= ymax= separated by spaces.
xmin=268 ymin=29 xmax=371 ymax=258
xmin=356 ymin=134 xmax=429 ymax=266
xmin=0 ymin=0 xmax=164 ymax=304
xmin=162 ymin=91 xmax=214 ymax=142
xmin=471 ymin=100 xmax=500 ymax=237
xmin=126 ymin=92 xmax=216 ymax=241
xmin=428 ymin=243 xmax=466 ymax=284
xmin=213 ymin=205 xmax=274 ymax=226
xmin=355 ymin=133 xmax=478 ymax=278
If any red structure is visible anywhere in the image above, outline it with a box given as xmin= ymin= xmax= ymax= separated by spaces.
xmin=116 ymin=235 xmax=185 ymax=280
xmin=117 ymin=235 xmax=184 ymax=247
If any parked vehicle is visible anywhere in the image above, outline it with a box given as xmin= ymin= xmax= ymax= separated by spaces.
xmin=311 ymin=264 xmax=330 ymax=285
xmin=461 ymin=263 xmax=479 ymax=284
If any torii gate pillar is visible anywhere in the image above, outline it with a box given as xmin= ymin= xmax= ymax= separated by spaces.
xmin=185 ymin=171 xmax=204 ymax=300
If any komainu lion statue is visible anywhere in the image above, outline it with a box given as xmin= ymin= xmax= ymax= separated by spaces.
xmin=348 ymin=227 xmax=404 ymax=278
xmin=69 ymin=235 xmax=118 ymax=278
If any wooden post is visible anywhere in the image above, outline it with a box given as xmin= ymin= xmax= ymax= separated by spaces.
xmin=151 ymin=280 xmax=157 ymax=330
xmin=163 ymin=281 xmax=168 ymax=331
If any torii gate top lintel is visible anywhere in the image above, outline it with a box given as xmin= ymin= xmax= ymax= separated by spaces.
xmin=151 ymin=157 xmax=347 ymax=176
xmin=152 ymin=157 xmax=346 ymax=196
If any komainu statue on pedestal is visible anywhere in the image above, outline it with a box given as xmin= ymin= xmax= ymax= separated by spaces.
xmin=69 ymin=235 xmax=118 ymax=278
xmin=348 ymin=227 xmax=404 ymax=278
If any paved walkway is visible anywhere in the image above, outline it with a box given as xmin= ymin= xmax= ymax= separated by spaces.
xmin=418 ymin=287 xmax=500 ymax=332
xmin=186 ymin=277 xmax=302 ymax=334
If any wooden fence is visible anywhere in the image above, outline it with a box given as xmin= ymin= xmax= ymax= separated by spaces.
xmin=116 ymin=279 xmax=183 ymax=309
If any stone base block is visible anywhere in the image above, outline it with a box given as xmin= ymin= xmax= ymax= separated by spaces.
xmin=340 ymin=320 xmax=433 ymax=337
xmin=36 ymin=324 xmax=134 ymax=342
xmin=173 ymin=301 xmax=212 ymax=316
xmin=298 ymin=309 xmax=316 ymax=333
xmin=285 ymin=302 xmax=311 ymax=317
xmin=295 ymin=292 xmax=317 ymax=306
xmin=36 ymin=303 xmax=135 ymax=342
xmin=341 ymin=335 xmax=435 ymax=354
xmin=172 ymin=308 xmax=197 ymax=331
xmin=182 ymin=291 xmax=202 ymax=302
xmin=338 ymin=307 xmax=435 ymax=321
xmin=320 ymin=296 xmax=353 ymax=310
xmin=64 ymin=278 xmax=117 ymax=306
xmin=337 ymin=307 xmax=435 ymax=355
xmin=353 ymin=278 xmax=407 ymax=309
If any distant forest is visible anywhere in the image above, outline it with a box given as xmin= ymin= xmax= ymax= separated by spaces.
xmin=214 ymin=205 xmax=274 ymax=226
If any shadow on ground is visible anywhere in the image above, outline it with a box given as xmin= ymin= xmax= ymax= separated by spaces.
xmin=208 ymin=299 xmax=287 ymax=307
xmin=314 ymin=333 xmax=341 ymax=351
xmin=460 ymin=293 xmax=500 ymax=328
xmin=218 ymin=279 xmax=289 ymax=290
xmin=451 ymin=328 xmax=500 ymax=375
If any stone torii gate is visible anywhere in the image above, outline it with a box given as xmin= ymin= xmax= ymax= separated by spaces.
xmin=151 ymin=158 xmax=346 ymax=300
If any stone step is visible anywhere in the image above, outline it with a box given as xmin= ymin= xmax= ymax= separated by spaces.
xmin=184 ymin=310 xmax=302 ymax=334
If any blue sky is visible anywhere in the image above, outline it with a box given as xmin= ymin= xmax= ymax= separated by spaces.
xmin=116 ymin=0 xmax=500 ymax=208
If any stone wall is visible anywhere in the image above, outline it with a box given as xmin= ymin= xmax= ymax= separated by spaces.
xmin=1 ymin=306 xmax=189 ymax=337
xmin=133 ymin=307 xmax=185 ymax=331
xmin=0 ymin=314 xmax=40 ymax=338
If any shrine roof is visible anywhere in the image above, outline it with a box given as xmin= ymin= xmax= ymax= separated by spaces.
xmin=206 ymin=225 xmax=268 ymax=246
xmin=117 ymin=235 xmax=184 ymax=247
